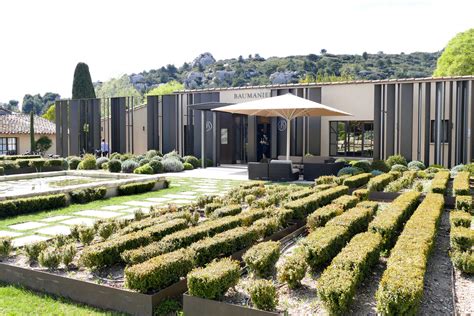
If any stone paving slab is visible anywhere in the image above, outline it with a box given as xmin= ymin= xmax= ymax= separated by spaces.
xmin=9 ymin=222 xmax=48 ymax=231
xmin=0 ymin=230 xmax=23 ymax=238
xmin=119 ymin=214 xmax=136 ymax=220
xmin=12 ymin=235 xmax=49 ymax=248
xmin=102 ymin=205 xmax=131 ymax=211
xmin=36 ymin=225 xmax=71 ymax=236
xmin=122 ymin=201 xmax=156 ymax=207
xmin=164 ymin=194 xmax=196 ymax=200
xmin=194 ymin=188 xmax=218 ymax=192
xmin=41 ymin=215 xmax=73 ymax=223
xmin=177 ymin=191 xmax=197 ymax=196
xmin=74 ymin=210 xmax=122 ymax=219
xmin=167 ymin=199 xmax=192 ymax=204
xmin=145 ymin=197 xmax=169 ymax=203
xmin=119 ymin=208 xmax=140 ymax=213
xmin=61 ymin=217 xmax=96 ymax=227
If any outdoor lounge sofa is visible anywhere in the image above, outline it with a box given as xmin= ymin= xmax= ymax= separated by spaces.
xmin=248 ymin=162 xmax=269 ymax=180
xmin=302 ymin=156 xmax=345 ymax=181
xmin=269 ymin=160 xmax=300 ymax=181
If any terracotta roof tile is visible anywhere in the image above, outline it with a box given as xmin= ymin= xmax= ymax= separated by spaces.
xmin=0 ymin=114 xmax=55 ymax=135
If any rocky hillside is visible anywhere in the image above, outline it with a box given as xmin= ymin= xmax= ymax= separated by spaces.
xmin=116 ymin=51 xmax=441 ymax=92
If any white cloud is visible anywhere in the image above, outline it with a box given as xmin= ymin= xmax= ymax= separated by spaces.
xmin=0 ymin=0 xmax=472 ymax=103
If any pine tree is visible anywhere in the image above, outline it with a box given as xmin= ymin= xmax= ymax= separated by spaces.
xmin=72 ymin=62 xmax=96 ymax=99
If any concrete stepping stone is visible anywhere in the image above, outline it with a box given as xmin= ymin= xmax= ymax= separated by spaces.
xmin=74 ymin=210 xmax=122 ymax=219
xmin=9 ymin=222 xmax=48 ymax=231
xmin=0 ymin=230 xmax=23 ymax=238
xmin=122 ymin=201 xmax=156 ymax=208
xmin=195 ymin=188 xmax=218 ymax=192
xmin=118 ymin=208 xmax=139 ymax=213
xmin=41 ymin=215 xmax=73 ymax=223
xmin=102 ymin=205 xmax=131 ymax=211
xmin=13 ymin=235 xmax=49 ymax=248
xmin=164 ymin=194 xmax=195 ymax=200
xmin=146 ymin=197 xmax=169 ymax=203
xmin=61 ymin=217 xmax=96 ymax=227
xmin=167 ymin=199 xmax=192 ymax=204
xmin=119 ymin=214 xmax=135 ymax=220
xmin=179 ymin=192 xmax=197 ymax=196
xmin=36 ymin=225 xmax=71 ymax=236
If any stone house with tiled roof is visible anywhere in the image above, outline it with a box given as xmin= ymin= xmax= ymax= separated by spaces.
xmin=0 ymin=108 xmax=56 ymax=155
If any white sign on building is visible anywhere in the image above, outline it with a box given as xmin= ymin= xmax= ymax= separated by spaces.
xmin=220 ymin=89 xmax=272 ymax=104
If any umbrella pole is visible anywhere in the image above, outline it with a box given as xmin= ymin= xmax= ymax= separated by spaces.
xmin=286 ymin=118 xmax=290 ymax=161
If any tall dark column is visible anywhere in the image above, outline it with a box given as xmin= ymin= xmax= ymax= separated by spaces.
xmin=385 ymin=84 xmax=396 ymax=157
xmin=400 ymin=83 xmax=413 ymax=160
xmin=247 ymin=115 xmax=257 ymax=162
xmin=373 ymin=85 xmax=382 ymax=160
xmin=307 ymin=88 xmax=321 ymax=155
xmin=111 ymin=97 xmax=126 ymax=153
xmin=147 ymin=95 xmax=160 ymax=150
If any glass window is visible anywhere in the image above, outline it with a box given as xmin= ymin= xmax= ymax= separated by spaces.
xmin=0 ymin=137 xmax=17 ymax=155
xmin=329 ymin=121 xmax=373 ymax=157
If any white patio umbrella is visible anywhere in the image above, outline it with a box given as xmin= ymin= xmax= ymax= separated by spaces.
xmin=212 ymin=93 xmax=351 ymax=160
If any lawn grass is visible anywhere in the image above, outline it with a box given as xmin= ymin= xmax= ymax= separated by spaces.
xmin=0 ymin=283 xmax=122 ymax=315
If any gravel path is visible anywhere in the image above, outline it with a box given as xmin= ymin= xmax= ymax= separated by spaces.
xmin=418 ymin=210 xmax=454 ymax=315
xmin=454 ymin=270 xmax=474 ymax=314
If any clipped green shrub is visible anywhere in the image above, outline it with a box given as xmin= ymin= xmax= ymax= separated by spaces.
xmin=376 ymin=193 xmax=444 ymax=315
xmin=450 ymin=250 xmax=474 ymax=274
xmin=77 ymin=154 xmax=96 ymax=170
xmin=38 ymin=248 xmax=61 ymax=269
xmin=212 ymin=204 xmax=242 ymax=218
xmin=97 ymin=221 xmax=118 ymax=240
xmin=391 ymin=164 xmax=408 ymax=172
xmin=277 ymin=252 xmax=307 ymax=289
xmin=337 ymin=167 xmax=362 ymax=177
xmin=453 ymin=171 xmax=470 ymax=196
xmin=138 ymin=158 xmax=150 ymax=167
xmin=243 ymin=241 xmax=280 ymax=277
xmin=251 ymin=217 xmax=279 ymax=238
xmin=187 ymin=257 xmax=240 ymax=299
xmin=121 ymin=159 xmax=139 ymax=173
xmin=0 ymin=166 xmax=4 ymax=175
xmin=96 ymin=157 xmax=109 ymax=169
xmin=148 ymin=160 xmax=163 ymax=174
xmin=450 ymin=211 xmax=472 ymax=228
xmin=350 ymin=160 xmax=371 ymax=172
xmin=16 ymin=159 xmax=32 ymax=168
xmin=145 ymin=149 xmax=161 ymax=159
xmin=408 ymin=160 xmax=426 ymax=171
xmin=28 ymin=158 xmax=47 ymax=171
xmin=249 ymin=279 xmax=278 ymax=311
xmin=125 ymin=248 xmax=195 ymax=293
xmin=326 ymin=205 xmax=376 ymax=236
xmin=315 ymin=175 xmax=337 ymax=185
xmin=204 ymin=203 xmax=222 ymax=216
xmin=386 ymin=154 xmax=407 ymax=167
xmin=134 ymin=164 xmax=154 ymax=175
xmin=430 ymin=170 xmax=450 ymax=194
xmin=183 ymin=162 xmax=193 ymax=170
xmin=371 ymin=159 xmax=390 ymax=172
xmin=0 ymin=194 xmax=68 ymax=218
xmin=197 ymin=158 xmax=214 ymax=167
xmin=384 ymin=170 xmax=417 ymax=193
xmin=314 ymin=183 xmax=337 ymax=192
xmin=456 ymin=195 xmax=472 ymax=213
xmin=332 ymin=195 xmax=358 ymax=210
xmin=0 ymin=237 xmax=13 ymax=257
xmin=450 ymin=226 xmax=474 ymax=252
xmin=353 ymin=189 xmax=369 ymax=201
xmin=0 ymin=160 xmax=19 ymax=171
xmin=117 ymin=180 xmax=156 ymax=196
xmin=342 ymin=173 xmax=372 ymax=188
xmin=307 ymin=204 xmax=343 ymax=231
xmin=70 ymin=187 xmax=106 ymax=204
xmin=162 ymin=158 xmax=184 ymax=172
xmin=367 ymin=173 xmax=394 ymax=192
xmin=184 ymin=156 xmax=200 ymax=168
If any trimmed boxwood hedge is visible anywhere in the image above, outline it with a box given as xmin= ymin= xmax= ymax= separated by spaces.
xmin=326 ymin=205 xmax=376 ymax=236
xmin=211 ymin=204 xmax=242 ymax=218
xmin=306 ymin=204 xmax=343 ymax=231
xmin=117 ymin=180 xmax=156 ymax=196
xmin=450 ymin=226 xmax=474 ymax=252
xmin=453 ymin=171 xmax=470 ymax=196
xmin=187 ymin=258 xmax=240 ymax=299
xmin=450 ymin=250 xmax=474 ymax=274
xmin=430 ymin=171 xmax=450 ymax=194
xmin=450 ymin=211 xmax=472 ymax=228
xmin=368 ymin=191 xmax=421 ymax=248
xmin=342 ymin=173 xmax=372 ymax=188
xmin=376 ymin=193 xmax=444 ymax=315
xmin=332 ymin=195 xmax=359 ymax=211
xmin=456 ymin=195 xmax=472 ymax=213
xmin=70 ymin=187 xmax=106 ymax=204
xmin=243 ymin=241 xmax=280 ymax=277
xmin=0 ymin=194 xmax=69 ymax=219
xmin=367 ymin=173 xmax=394 ymax=192
xmin=318 ymin=232 xmax=383 ymax=315
xmin=118 ymin=211 xmax=189 ymax=235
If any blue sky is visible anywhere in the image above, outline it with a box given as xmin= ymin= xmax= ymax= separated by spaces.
xmin=0 ymin=0 xmax=472 ymax=102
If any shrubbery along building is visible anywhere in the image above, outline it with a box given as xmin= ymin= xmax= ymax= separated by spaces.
xmin=55 ymin=75 xmax=474 ymax=167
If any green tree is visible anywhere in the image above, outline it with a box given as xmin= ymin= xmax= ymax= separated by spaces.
xmin=22 ymin=94 xmax=43 ymax=114
xmin=72 ymin=62 xmax=96 ymax=99
xmin=42 ymin=104 xmax=56 ymax=122
xmin=146 ymin=80 xmax=184 ymax=96
xmin=6 ymin=100 xmax=19 ymax=112
xmin=95 ymin=75 xmax=142 ymax=102
xmin=434 ymin=28 xmax=474 ymax=76
xmin=35 ymin=135 xmax=52 ymax=154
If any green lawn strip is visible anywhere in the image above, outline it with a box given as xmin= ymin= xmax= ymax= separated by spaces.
xmin=0 ymin=177 xmax=238 ymax=233
xmin=0 ymin=283 xmax=123 ymax=315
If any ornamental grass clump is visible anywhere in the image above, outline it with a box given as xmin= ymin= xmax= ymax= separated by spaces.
xmin=24 ymin=241 xmax=47 ymax=262
xmin=0 ymin=237 xmax=13 ymax=257
xmin=243 ymin=241 xmax=280 ymax=277
xmin=376 ymin=193 xmax=444 ymax=315
xmin=249 ymin=279 xmax=278 ymax=311
xmin=277 ymin=251 xmax=307 ymax=289
xmin=187 ymin=257 xmax=240 ymax=299
xmin=38 ymin=247 xmax=61 ymax=270
xmin=453 ymin=171 xmax=470 ymax=196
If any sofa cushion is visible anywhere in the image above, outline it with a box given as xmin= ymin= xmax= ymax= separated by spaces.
xmin=277 ymin=155 xmax=303 ymax=165
xmin=303 ymin=156 xmax=331 ymax=164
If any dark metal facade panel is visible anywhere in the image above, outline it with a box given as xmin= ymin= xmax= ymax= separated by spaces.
xmin=424 ymin=83 xmax=431 ymax=166
xmin=373 ymin=85 xmax=382 ymax=159
xmin=111 ymin=97 xmax=126 ymax=153
xmin=91 ymin=99 xmax=101 ymax=152
xmin=307 ymin=88 xmax=321 ymax=155
xmin=162 ymin=95 xmax=177 ymax=154
xmin=147 ymin=96 xmax=160 ymax=150
xmin=193 ymin=111 xmax=202 ymax=157
xmin=69 ymin=100 xmax=80 ymax=156
xmin=247 ymin=115 xmax=257 ymax=162
xmin=400 ymin=83 xmax=413 ymax=159
xmin=385 ymin=84 xmax=396 ymax=157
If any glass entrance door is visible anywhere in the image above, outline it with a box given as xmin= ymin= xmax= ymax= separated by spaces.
xmin=233 ymin=115 xmax=248 ymax=163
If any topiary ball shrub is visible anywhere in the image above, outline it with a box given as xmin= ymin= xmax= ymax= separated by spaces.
xmin=145 ymin=149 xmax=161 ymax=159
xmin=108 ymin=159 xmax=122 ymax=173
xmin=183 ymin=162 xmax=194 ymax=170
xmin=197 ymin=158 xmax=214 ymax=167
xmin=184 ymin=156 xmax=200 ymax=169
xmin=67 ymin=156 xmax=82 ymax=170
xmin=61 ymin=243 xmax=77 ymax=268
xmin=337 ymin=167 xmax=363 ymax=177
xmin=162 ymin=158 xmax=184 ymax=172
xmin=335 ymin=158 xmax=347 ymax=164
xmin=391 ymin=164 xmax=408 ymax=172
xmin=121 ymin=159 xmax=139 ymax=173
xmin=371 ymin=159 xmax=389 ymax=172
xmin=38 ymin=247 xmax=61 ymax=269
xmin=110 ymin=152 xmax=122 ymax=160
xmin=77 ymin=154 xmax=96 ymax=170
xmin=277 ymin=252 xmax=307 ymax=289
xmin=386 ymin=154 xmax=407 ymax=167
xmin=96 ymin=157 xmax=109 ymax=169
xmin=450 ymin=164 xmax=466 ymax=176
xmin=350 ymin=160 xmax=372 ymax=172
xmin=148 ymin=160 xmax=163 ymax=174
xmin=407 ymin=160 xmax=425 ymax=171
xmin=134 ymin=164 xmax=154 ymax=175
xmin=138 ymin=158 xmax=150 ymax=167
xmin=120 ymin=153 xmax=133 ymax=162
xmin=163 ymin=150 xmax=182 ymax=161
xmin=243 ymin=241 xmax=280 ymax=277
xmin=371 ymin=170 xmax=384 ymax=176
xmin=24 ymin=241 xmax=47 ymax=262
xmin=249 ymin=279 xmax=278 ymax=311
xmin=0 ymin=237 xmax=13 ymax=257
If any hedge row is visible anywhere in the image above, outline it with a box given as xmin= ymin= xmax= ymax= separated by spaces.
xmin=70 ymin=187 xmax=106 ymax=204
xmin=122 ymin=209 xmax=268 ymax=264
xmin=306 ymin=205 xmax=343 ymax=231
xmin=453 ymin=171 xmax=470 ymax=196
xmin=211 ymin=204 xmax=242 ymax=218
xmin=342 ymin=173 xmax=372 ymax=188
xmin=430 ymin=171 xmax=450 ymax=194
xmin=187 ymin=258 xmax=241 ymax=299
xmin=0 ymin=154 xmax=41 ymax=160
xmin=288 ymin=188 xmax=314 ymax=201
xmin=450 ymin=211 xmax=472 ymax=228
xmin=376 ymin=193 xmax=444 ymax=315
xmin=318 ymin=232 xmax=383 ymax=315
xmin=332 ymin=195 xmax=358 ymax=210
xmin=368 ymin=191 xmax=421 ymax=248
xmin=81 ymin=218 xmax=188 ymax=268
xmin=118 ymin=210 xmax=189 ymax=235
xmin=117 ymin=180 xmax=156 ymax=196
xmin=302 ymin=204 xmax=376 ymax=270
xmin=456 ymin=195 xmax=472 ymax=213
xmin=0 ymin=194 xmax=68 ymax=219
xmin=451 ymin=226 xmax=474 ymax=252
xmin=284 ymin=185 xmax=349 ymax=219
xmin=243 ymin=241 xmax=280 ymax=277
xmin=367 ymin=173 xmax=394 ymax=192
xmin=450 ymin=250 xmax=474 ymax=274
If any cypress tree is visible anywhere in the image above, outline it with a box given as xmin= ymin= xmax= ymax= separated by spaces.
xmin=72 ymin=62 xmax=96 ymax=99
xmin=30 ymin=111 xmax=35 ymax=153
